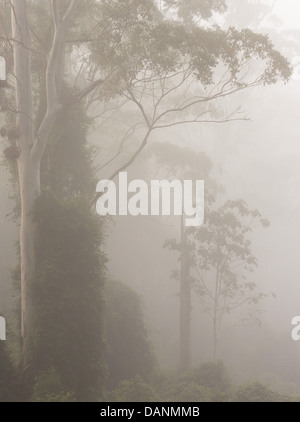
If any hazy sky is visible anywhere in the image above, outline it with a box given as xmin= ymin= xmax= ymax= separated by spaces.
xmin=273 ymin=0 xmax=300 ymax=29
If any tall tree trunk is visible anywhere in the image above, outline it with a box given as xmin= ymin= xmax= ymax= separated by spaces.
xmin=213 ymin=267 xmax=220 ymax=361
xmin=212 ymin=311 xmax=218 ymax=361
xmin=179 ymin=214 xmax=191 ymax=371
xmin=11 ymin=0 xmax=87 ymax=366
xmin=18 ymin=156 xmax=40 ymax=362
xmin=11 ymin=0 xmax=39 ymax=364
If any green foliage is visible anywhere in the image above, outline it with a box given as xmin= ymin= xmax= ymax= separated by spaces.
xmin=108 ymin=362 xmax=231 ymax=402
xmin=152 ymin=371 xmax=215 ymax=402
xmin=89 ymin=0 xmax=291 ymax=92
xmin=3 ymin=83 xmax=106 ymax=402
xmin=31 ymin=368 xmax=75 ymax=402
xmin=109 ymin=371 xmax=291 ymax=403
xmin=29 ymin=193 xmax=106 ymax=401
xmin=108 ymin=364 xmax=295 ymax=403
xmin=41 ymin=90 xmax=95 ymax=200
xmin=232 ymin=382 xmax=284 ymax=402
xmin=1 ymin=0 xmax=291 ymax=94
xmin=190 ymin=361 xmax=231 ymax=399
xmin=29 ymin=78 xmax=105 ymax=402
xmin=164 ymin=382 xmax=214 ymax=402
xmin=149 ymin=362 xmax=231 ymax=402
xmin=186 ymin=200 xmax=269 ymax=353
xmin=110 ymin=376 xmax=158 ymax=402
xmin=105 ymin=280 xmax=155 ymax=390
xmin=0 ymin=342 xmax=15 ymax=401
xmin=0 ymin=0 xmax=294 ymax=403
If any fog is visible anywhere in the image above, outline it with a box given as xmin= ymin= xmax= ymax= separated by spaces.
xmin=1 ymin=0 xmax=300 ymax=403
xmin=102 ymin=1 xmax=300 ymax=391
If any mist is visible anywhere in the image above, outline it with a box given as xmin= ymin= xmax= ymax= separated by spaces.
xmin=1 ymin=0 xmax=300 ymax=404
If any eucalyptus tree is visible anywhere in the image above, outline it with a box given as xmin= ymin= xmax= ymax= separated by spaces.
xmin=188 ymin=199 xmax=270 ymax=359
xmin=152 ymin=142 xmax=214 ymax=371
xmin=0 ymin=0 xmax=291 ymax=368
xmin=0 ymin=0 xmax=157 ymax=364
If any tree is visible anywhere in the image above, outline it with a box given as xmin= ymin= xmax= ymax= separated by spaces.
xmin=93 ymin=20 xmax=292 ymax=184
xmin=232 ymin=382 xmax=283 ymax=402
xmin=12 ymin=92 xmax=106 ymax=400
xmin=0 ymin=0 xmax=291 ymax=368
xmin=105 ymin=279 xmax=155 ymax=390
xmin=152 ymin=142 xmax=214 ymax=371
xmin=0 ymin=0 xmax=157 ymax=365
xmin=1 ymin=0 xmax=86 ymax=364
xmin=2 ymin=26 xmax=106 ymax=399
xmin=30 ymin=193 xmax=106 ymax=401
xmin=188 ymin=199 xmax=270 ymax=359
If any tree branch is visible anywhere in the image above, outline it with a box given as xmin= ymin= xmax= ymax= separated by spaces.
xmin=67 ymin=79 xmax=104 ymax=106
xmin=51 ymin=0 xmax=60 ymax=25
xmin=92 ymin=127 xmax=153 ymax=205
xmin=33 ymin=0 xmax=79 ymax=160
xmin=63 ymin=0 xmax=79 ymax=23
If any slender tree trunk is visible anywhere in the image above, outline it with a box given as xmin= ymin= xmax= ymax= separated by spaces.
xmin=212 ymin=312 xmax=218 ymax=361
xmin=11 ymin=0 xmax=80 ymax=366
xmin=212 ymin=267 xmax=219 ymax=361
xmin=179 ymin=214 xmax=191 ymax=371
xmin=18 ymin=156 xmax=40 ymax=361
xmin=11 ymin=0 xmax=39 ymax=364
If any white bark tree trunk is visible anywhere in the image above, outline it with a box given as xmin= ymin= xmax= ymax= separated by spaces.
xmin=11 ymin=0 xmax=38 ymax=363
xmin=11 ymin=0 xmax=79 ymax=365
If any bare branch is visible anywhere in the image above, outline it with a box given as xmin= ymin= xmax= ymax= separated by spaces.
xmin=126 ymin=88 xmax=151 ymax=128
xmin=93 ymin=121 xmax=144 ymax=175
xmin=63 ymin=0 xmax=79 ymax=23
xmin=51 ymin=0 xmax=60 ymax=25
xmin=0 ymin=34 xmax=47 ymax=58
xmin=152 ymin=117 xmax=249 ymax=130
xmin=92 ymin=127 xmax=153 ymax=205
xmin=33 ymin=0 xmax=79 ymax=159
xmin=68 ymin=79 xmax=104 ymax=105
